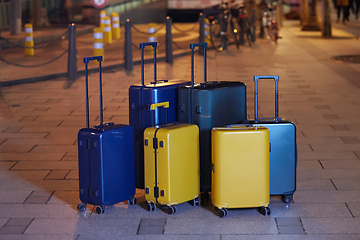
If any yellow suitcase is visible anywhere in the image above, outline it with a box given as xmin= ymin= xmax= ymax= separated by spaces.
xmin=144 ymin=102 xmax=200 ymax=214
xmin=211 ymin=125 xmax=270 ymax=218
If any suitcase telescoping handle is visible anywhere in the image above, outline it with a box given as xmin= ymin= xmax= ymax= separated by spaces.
xmin=150 ymin=102 xmax=169 ymax=126
xmin=140 ymin=42 xmax=157 ymax=86
xmin=190 ymin=43 xmax=207 ymax=87
xmin=84 ymin=56 xmax=104 ymax=128
xmin=254 ymin=75 xmax=281 ymax=123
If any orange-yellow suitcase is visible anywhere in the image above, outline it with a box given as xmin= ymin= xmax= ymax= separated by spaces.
xmin=211 ymin=125 xmax=270 ymax=218
xmin=144 ymin=102 xmax=200 ymax=214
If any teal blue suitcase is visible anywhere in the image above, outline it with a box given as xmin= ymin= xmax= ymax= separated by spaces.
xmin=243 ymin=75 xmax=297 ymax=203
xmin=178 ymin=43 xmax=247 ymax=199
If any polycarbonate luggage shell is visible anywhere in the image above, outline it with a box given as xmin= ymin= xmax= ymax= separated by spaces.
xmin=143 ymin=102 xmax=200 ymax=214
xmin=243 ymin=75 xmax=297 ymax=203
xmin=129 ymin=42 xmax=190 ymax=189
xmin=178 ymin=43 xmax=247 ymax=196
xmin=211 ymin=126 xmax=270 ymax=218
xmin=77 ymin=56 xmax=136 ymax=214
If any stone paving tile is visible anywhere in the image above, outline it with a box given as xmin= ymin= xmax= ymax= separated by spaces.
xmin=0 ymin=132 xmax=49 ymax=139
xmin=0 ymin=218 xmax=9 ymax=229
xmin=0 ymin=161 xmax=17 ymax=170
xmin=346 ymin=203 xmax=360 ymax=218
xmin=293 ymin=190 xmax=360 ymax=204
xmin=315 ymin=105 xmax=331 ymax=110
xmin=301 ymin=218 xmax=360 ymax=234
xmin=310 ymin=143 xmax=360 ymax=152
xmin=0 ymin=141 xmax=35 ymax=153
xmin=296 ymin=179 xmax=336 ymax=191
xmin=0 ymin=153 xmax=65 ymax=161
xmin=278 ymin=225 xmax=305 ymax=234
xmin=221 ymin=235 xmax=360 ymax=240
xmin=298 ymin=151 xmax=357 ymax=160
xmin=297 ymin=168 xmax=360 ymax=180
xmin=77 ymin=234 xmax=221 ymax=240
xmin=11 ymin=161 xmax=78 ymax=170
xmin=47 ymin=190 xmax=80 ymax=204
xmin=0 ymin=235 xmax=77 ymax=240
xmin=2 ymin=126 xmax=24 ymax=133
xmin=331 ymin=124 xmax=350 ymax=131
xmin=6 ymin=218 xmax=34 ymax=226
xmin=35 ymin=180 xmax=78 ymax=191
xmin=29 ymin=145 xmax=77 ymax=154
xmin=0 ymin=191 xmax=32 ymax=203
xmin=164 ymin=218 xmax=278 ymax=235
xmin=0 ymin=225 xmax=28 ymax=234
xmin=270 ymin=202 xmax=352 ymax=218
xmin=45 ymin=170 xmax=70 ymax=180
xmin=24 ymin=218 xmax=140 ymax=235
xmin=331 ymin=178 xmax=360 ymax=190
xmin=297 ymin=137 xmax=343 ymax=144
xmin=341 ymin=137 xmax=360 ymax=144
xmin=320 ymin=160 xmax=360 ymax=169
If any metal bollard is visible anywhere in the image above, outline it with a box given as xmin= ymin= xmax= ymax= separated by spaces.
xmin=24 ymin=23 xmax=34 ymax=56
xmin=111 ymin=12 xmax=120 ymax=40
xmin=93 ymin=28 xmax=104 ymax=61
xmin=67 ymin=23 xmax=77 ymax=81
xmin=103 ymin=16 xmax=112 ymax=44
xmin=199 ymin=13 xmax=205 ymax=56
xmin=148 ymin=23 xmax=157 ymax=55
xmin=239 ymin=22 xmax=245 ymax=45
xmin=165 ymin=16 xmax=173 ymax=64
xmin=100 ymin=10 xmax=106 ymax=29
xmin=124 ymin=19 xmax=133 ymax=71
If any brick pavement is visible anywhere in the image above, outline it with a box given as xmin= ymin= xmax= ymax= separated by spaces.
xmin=0 ymin=18 xmax=360 ymax=239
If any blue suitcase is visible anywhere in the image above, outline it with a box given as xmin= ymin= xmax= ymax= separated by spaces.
xmin=77 ymin=56 xmax=136 ymax=214
xmin=243 ymin=75 xmax=297 ymax=203
xmin=129 ymin=42 xmax=190 ymax=189
xmin=178 ymin=43 xmax=247 ymax=199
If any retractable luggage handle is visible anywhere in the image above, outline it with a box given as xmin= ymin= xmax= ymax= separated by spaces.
xmin=84 ymin=56 xmax=105 ymax=128
xmin=254 ymin=75 xmax=281 ymax=123
xmin=190 ymin=43 xmax=207 ymax=87
xmin=140 ymin=42 xmax=157 ymax=86
xmin=150 ymin=102 xmax=169 ymax=126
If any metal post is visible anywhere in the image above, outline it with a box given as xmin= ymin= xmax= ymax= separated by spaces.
xmin=251 ymin=9 xmax=256 ymax=42
xmin=301 ymin=0 xmax=321 ymax=31
xmin=124 ymin=19 xmax=133 ymax=71
xmin=10 ymin=0 xmax=22 ymax=35
xmin=239 ymin=22 xmax=245 ymax=45
xmin=165 ymin=16 xmax=173 ymax=64
xmin=322 ymin=0 xmax=332 ymax=37
xmin=67 ymin=23 xmax=77 ymax=81
xmin=199 ymin=13 xmax=205 ymax=55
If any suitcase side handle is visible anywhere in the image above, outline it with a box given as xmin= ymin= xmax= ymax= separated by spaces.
xmin=190 ymin=42 xmax=207 ymax=87
xmin=254 ymin=75 xmax=279 ymax=120
xmin=84 ymin=56 xmax=104 ymax=128
xmin=150 ymin=102 xmax=169 ymax=125
xmin=140 ymin=42 xmax=157 ymax=86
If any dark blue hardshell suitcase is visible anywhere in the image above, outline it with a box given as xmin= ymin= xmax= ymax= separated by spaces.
xmin=77 ymin=56 xmax=136 ymax=214
xmin=178 ymin=43 xmax=247 ymax=198
xmin=243 ymin=75 xmax=297 ymax=203
xmin=129 ymin=42 xmax=190 ymax=189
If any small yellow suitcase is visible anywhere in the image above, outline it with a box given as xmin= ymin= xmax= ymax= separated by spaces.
xmin=144 ymin=102 xmax=200 ymax=214
xmin=211 ymin=125 xmax=270 ymax=218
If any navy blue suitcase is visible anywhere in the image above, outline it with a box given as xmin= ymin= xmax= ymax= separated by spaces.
xmin=77 ymin=56 xmax=136 ymax=214
xmin=178 ymin=43 xmax=247 ymax=199
xmin=129 ymin=42 xmax=190 ymax=189
xmin=243 ymin=75 xmax=297 ymax=203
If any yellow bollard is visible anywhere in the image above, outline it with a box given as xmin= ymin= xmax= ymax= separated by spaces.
xmin=204 ymin=18 xmax=211 ymax=45
xmin=111 ymin=12 xmax=120 ymax=40
xmin=100 ymin=10 xmax=106 ymax=30
xmin=148 ymin=23 xmax=157 ymax=55
xmin=24 ymin=23 xmax=34 ymax=56
xmin=93 ymin=28 xmax=104 ymax=61
xmin=103 ymin=16 xmax=112 ymax=44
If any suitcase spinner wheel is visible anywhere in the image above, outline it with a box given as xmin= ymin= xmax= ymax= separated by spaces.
xmin=146 ymin=202 xmax=156 ymax=212
xmin=282 ymin=194 xmax=293 ymax=203
xmin=167 ymin=206 xmax=177 ymax=215
xmin=218 ymin=208 xmax=229 ymax=218
xmin=188 ymin=197 xmax=200 ymax=206
xmin=260 ymin=206 xmax=271 ymax=216
xmin=77 ymin=203 xmax=86 ymax=212
xmin=128 ymin=197 xmax=137 ymax=205
xmin=95 ymin=205 xmax=106 ymax=214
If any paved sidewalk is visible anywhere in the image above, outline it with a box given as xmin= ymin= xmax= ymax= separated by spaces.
xmin=0 ymin=19 xmax=360 ymax=239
